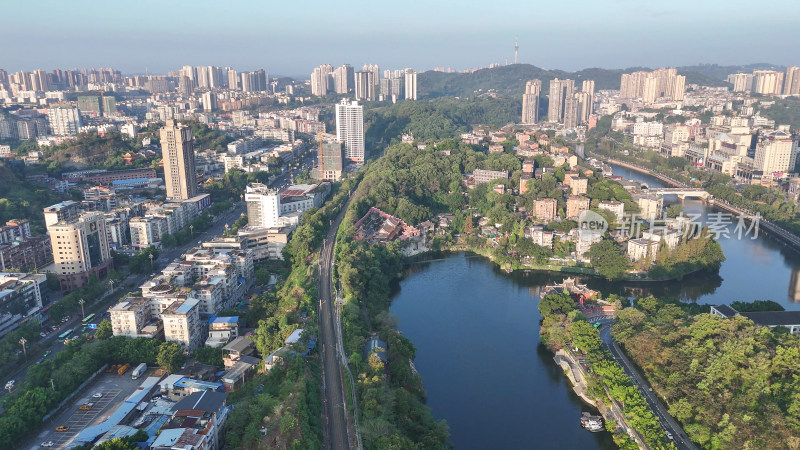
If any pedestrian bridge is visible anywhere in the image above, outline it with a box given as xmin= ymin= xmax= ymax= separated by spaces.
xmin=648 ymin=188 xmax=711 ymax=200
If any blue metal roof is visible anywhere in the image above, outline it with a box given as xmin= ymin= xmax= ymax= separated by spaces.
xmin=111 ymin=178 xmax=150 ymax=186
xmin=210 ymin=316 xmax=239 ymax=324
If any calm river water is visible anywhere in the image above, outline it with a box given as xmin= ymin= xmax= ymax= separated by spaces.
xmin=389 ymin=165 xmax=800 ymax=449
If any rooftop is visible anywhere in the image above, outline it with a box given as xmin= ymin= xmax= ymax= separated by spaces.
xmin=210 ymin=316 xmax=239 ymax=324
xmin=172 ymin=390 xmax=227 ymax=413
xmin=223 ymin=336 xmax=254 ymax=353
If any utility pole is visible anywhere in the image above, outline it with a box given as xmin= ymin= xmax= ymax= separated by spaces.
xmin=50 ymin=378 xmax=55 ymax=391
xmin=78 ymin=298 xmax=85 ymax=320
xmin=149 ymin=253 xmax=154 ymax=270
xmin=19 ymin=337 xmax=27 ymax=360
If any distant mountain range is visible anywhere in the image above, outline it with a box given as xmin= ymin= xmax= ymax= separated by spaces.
xmin=418 ymin=63 xmax=785 ymax=99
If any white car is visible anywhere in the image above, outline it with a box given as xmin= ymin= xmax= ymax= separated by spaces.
xmin=666 ymin=432 xmax=674 ymax=440
xmin=41 ymin=442 xmax=54 ymax=448
xmin=92 ymin=392 xmax=103 ymax=398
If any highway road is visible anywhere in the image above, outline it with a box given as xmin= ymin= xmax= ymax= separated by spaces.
xmin=599 ymin=326 xmax=697 ymax=450
xmin=0 ymin=202 xmax=246 ymax=405
xmin=318 ymin=194 xmax=355 ymax=450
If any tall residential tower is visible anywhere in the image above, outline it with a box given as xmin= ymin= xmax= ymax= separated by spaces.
xmin=160 ymin=120 xmax=197 ymax=200
xmin=521 ymin=79 xmax=541 ymax=124
xmin=335 ymin=100 xmax=365 ymax=163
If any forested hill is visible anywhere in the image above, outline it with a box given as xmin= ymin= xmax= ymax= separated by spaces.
xmin=418 ymin=64 xmax=728 ymax=99
xmin=676 ymin=63 xmax=786 ymax=81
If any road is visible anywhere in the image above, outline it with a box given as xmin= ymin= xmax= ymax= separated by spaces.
xmin=0 ymin=202 xmax=246 ymax=405
xmin=318 ymin=195 xmax=355 ymax=450
xmin=599 ymin=326 xmax=697 ymax=450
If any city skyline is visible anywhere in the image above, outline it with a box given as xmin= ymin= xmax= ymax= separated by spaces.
xmin=3 ymin=0 xmax=798 ymax=76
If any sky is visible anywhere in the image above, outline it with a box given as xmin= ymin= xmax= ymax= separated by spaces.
xmin=2 ymin=0 xmax=798 ymax=77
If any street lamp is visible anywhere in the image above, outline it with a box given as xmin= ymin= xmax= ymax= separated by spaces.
xmin=149 ymin=253 xmax=154 ymax=270
xmin=78 ymin=298 xmax=85 ymax=320
xmin=109 ymin=279 xmax=115 ymax=292
xmin=19 ymin=337 xmax=27 ymax=360
xmin=190 ymin=225 xmax=194 ymax=238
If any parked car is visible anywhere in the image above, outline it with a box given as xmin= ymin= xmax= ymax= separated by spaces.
xmin=79 ymin=403 xmax=93 ymax=411
xmin=666 ymin=432 xmax=674 ymax=440
xmin=40 ymin=332 xmax=47 ymax=337
xmin=92 ymin=392 xmax=103 ymax=398
xmin=55 ymin=426 xmax=69 ymax=432
xmin=41 ymin=441 xmax=54 ymax=447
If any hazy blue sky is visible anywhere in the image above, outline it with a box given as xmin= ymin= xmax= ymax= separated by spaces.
xmin=3 ymin=0 xmax=797 ymax=76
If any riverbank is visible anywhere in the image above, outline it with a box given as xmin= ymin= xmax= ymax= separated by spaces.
xmin=604 ymin=157 xmax=800 ymax=252
xmin=554 ymin=349 xmax=648 ymax=448
xmin=439 ymin=244 xmax=719 ymax=283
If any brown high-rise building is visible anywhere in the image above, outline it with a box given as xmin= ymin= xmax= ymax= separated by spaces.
xmin=160 ymin=120 xmax=197 ymax=200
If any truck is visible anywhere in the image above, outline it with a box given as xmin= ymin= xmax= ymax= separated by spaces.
xmin=131 ymin=363 xmax=147 ymax=380
xmin=117 ymin=363 xmax=131 ymax=376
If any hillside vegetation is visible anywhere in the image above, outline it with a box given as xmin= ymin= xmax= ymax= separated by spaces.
xmin=613 ymin=298 xmax=800 ymax=449
xmin=364 ymin=96 xmax=520 ymax=155
xmin=418 ymin=64 xmax=728 ymax=99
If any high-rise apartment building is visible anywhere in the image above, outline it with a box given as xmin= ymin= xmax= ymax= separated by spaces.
xmin=245 ymin=183 xmax=280 ymax=229
xmin=404 ymin=69 xmax=417 ymax=100
xmin=333 ymin=65 xmax=354 ymax=94
xmin=576 ymin=92 xmax=592 ymax=125
xmin=784 ymin=66 xmax=800 ymax=96
xmin=47 ymin=105 xmax=82 ymax=135
xmin=521 ymin=79 xmax=541 ymax=124
xmin=728 ymin=73 xmax=752 ymax=92
xmin=363 ymin=64 xmax=380 ymax=87
xmin=354 ymin=71 xmax=375 ymax=101
xmin=335 ymin=100 xmax=365 ymax=163
xmin=311 ymin=64 xmax=333 ymax=96
xmin=227 ymin=68 xmax=238 ymax=90
xmin=202 ymin=91 xmax=217 ymax=112
xmin=752 ymin=70 xmax=784 ymax=95
xmin=754 ymin=131 xmax=799 ymax=174
xmin=179 ymin=65 xmax=197 ymax=89
xmin=642 ymin=75 xmax=659 ymax=104
xmin=160 ymin=120 xmax=197 ymax=200
xmin=620 ymin=68 xmax=684 ymax=104
xmin=548 ymin=78 xmax=575 ymax=122
xmin=240 ymin=69 xmax=267 ymax=92
xmin=563 ymin=95 xmax=580 ymax=129
xmin=50 ymin=212 xmax=112 ymax=291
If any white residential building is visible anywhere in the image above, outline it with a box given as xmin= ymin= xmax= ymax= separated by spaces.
xmin=335 ymin=100 xmax=364 ymax=163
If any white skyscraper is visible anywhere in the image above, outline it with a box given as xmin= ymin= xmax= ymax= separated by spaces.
xmin=404 ymin=68 xmax=417 ymax=100
xmin=47 ymin=105 xmax=82 ymax=135
xmin=521 ymin=79 xmax=541 ymax=124
xmin=311 ymin=64 xmax=333 ymax=96
xmin=227 ymin=68 xmax=238 ymax=90
xmin=336 ymin=100 xmax=365 ymax=163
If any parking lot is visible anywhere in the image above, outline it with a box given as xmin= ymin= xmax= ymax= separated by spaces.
xmin=26 ymin=369 xmax=149 ymax=450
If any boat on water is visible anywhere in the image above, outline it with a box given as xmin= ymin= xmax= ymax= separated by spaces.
xmin=580 ymin=412 xmax=604 ymax=432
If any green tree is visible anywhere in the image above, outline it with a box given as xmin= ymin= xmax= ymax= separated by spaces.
xmin=538 ymin=292 xmax=576 ymax=317
xmin=586 ymin=240 xmax=630 ymax=281
xmin=157 ymin=342 xmax=187 ymax=373
xmin=94 ymin=319 xmax=112 ymax=340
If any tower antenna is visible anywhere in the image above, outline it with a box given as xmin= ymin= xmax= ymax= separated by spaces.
xmin=514 ymin=39 xmax=519 ymax=64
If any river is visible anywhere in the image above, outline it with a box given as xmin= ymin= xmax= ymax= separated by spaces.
xmin=388 ymin=164 xmax=800 ymax=449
